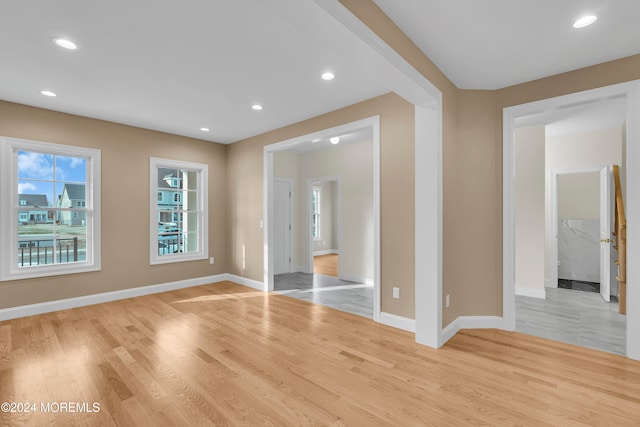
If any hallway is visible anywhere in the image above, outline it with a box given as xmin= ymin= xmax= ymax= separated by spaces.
xmin=516 ymin=287 xmax=626 ymax=355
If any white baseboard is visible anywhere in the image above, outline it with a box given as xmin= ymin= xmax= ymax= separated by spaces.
xmin=516 ymin=287 xmax=546 ymax=299
xmin=293 ymin=266 xmax=306 ymax=273
xmin=378 ymin=311 xmax=416 ymax=333
xmin=313 ymin=249 xmax=339 ymax=256
xmin=224 ymin=274 xmax=264 ymax=291
xmin=339 ymin=273 xmax=373 ymax=285
xmin=0 ymin=274 xmax=228 ymax=322
xmin=441 ymin=316 xmax=504 ymax=345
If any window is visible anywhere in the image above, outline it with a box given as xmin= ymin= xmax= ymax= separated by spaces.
xmin=157 ymin=192 xmax=162 ymax=202
xmin=150 ymin=157 xmax=207 ymax=264
xmin=0 ymin=137 xmax=101 ymax=281
xmin=312 ymin=186 xmax=321 ymax=241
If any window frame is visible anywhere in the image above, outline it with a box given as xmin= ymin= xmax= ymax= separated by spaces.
xmin=312 ymin=186 xmax=322 ymax=241
xmin=149 ymin=157 xmax=208 ymax=265
xmin=0 ymin=136 xmax=101 ymax=281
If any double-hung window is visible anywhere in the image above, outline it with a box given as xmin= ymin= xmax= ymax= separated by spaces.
xmin=150 ymin=157 xmax=208 ymax=264
xmin=312 ymin=186 xmax=321 ymax=241
xmin=0 ymin=137 xmax=101 ymax=281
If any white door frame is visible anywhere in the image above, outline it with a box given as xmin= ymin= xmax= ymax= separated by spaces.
xmin=264 ymin=116 xmax=382 ymax=323
xmin=307 ymin=177 xmax=342 ymax=277
xmin=309 ymin=0 xmax=443 ymax=347
xmin=548 ymin=166 xmax=604 ymax=290
xmin=503 ymin=79 xmax=640 ymax=360
xmin=274 ymin=176 xmax=293 ymax=274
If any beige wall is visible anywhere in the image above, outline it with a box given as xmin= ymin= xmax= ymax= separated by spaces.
xmin=514 ymin=126 xmax=546 ymax=295
xmin=0 ymin=101 xmax=228 ymax=309
xmin=227 ymin=93 xmax=415 ymax=318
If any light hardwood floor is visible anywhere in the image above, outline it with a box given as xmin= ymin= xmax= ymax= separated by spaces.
xmin=2 ymin=281 xmax=640 ymax=426
xmin=313 ymin=254 xmax=338 ymax=277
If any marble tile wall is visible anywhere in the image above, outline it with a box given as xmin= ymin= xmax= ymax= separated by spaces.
xmin=558 ymin=219 xmax=600 ymax=283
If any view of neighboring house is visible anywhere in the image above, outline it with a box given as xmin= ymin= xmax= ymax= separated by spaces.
xmin=18 ymin=194 xmax=50 ymax=224
xmin=157 ymin=168 xmax=183 ymax=225
xmin=57 ymin=183 xmax=86 ymax=225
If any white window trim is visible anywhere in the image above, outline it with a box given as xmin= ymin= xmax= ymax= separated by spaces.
xmin=0 ymin=136 xmax=101 ymax=281
xmin=149 ymin=157 xmax=208 ymax=265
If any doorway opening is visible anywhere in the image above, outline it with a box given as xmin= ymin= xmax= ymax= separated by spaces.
xmin=265 ymin=117 xmax=380 ymax=321
xmin=504 ymin=79 xmax=640 ymax=360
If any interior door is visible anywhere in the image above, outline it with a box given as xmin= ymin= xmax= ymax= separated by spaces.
xmin=274 ymin=180 xmax=291 ymax=275
xmin=600 ymin=166 xmax=612 ymax=302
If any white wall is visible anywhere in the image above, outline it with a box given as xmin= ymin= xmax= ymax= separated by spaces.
xmin=274 ymin=140 xmax=373 ymax=282
xmin=514 ymin=126 xmax=546 ymax=298
xmin=557 ymin=173 xmax=600 ymax=220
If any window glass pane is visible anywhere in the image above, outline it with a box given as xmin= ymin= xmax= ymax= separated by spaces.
xmin=184 ymin=170 xmax=198 ymax=191
xmin=18 ymin=151 xmax=54 ymax=180
xmin=185 ymin=190 xmax=198 ymax=211
xmin=18 ymin=219 xmax=54 ymax=266
xmin=56 ymin=183 xmax=86 ymax=225
xmin=158 ymin=228 xmax=182 ymax=255
xmin=184 ymin=232 xmax=198 ymax=253
xmin=18 ymin=181 xmax=53 ymax=212
xmin=56 ymin=156 xmax=86 ymax=183
xmin=55 ymin=231 xmax=86 ymax=264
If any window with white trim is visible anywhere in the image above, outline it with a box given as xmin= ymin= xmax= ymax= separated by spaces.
xmin=0 ymin=137 xmax=101 ymax=281
xmin=312 ymin=186 xmax=321 ymax=241
xmin=150 ymin=158 xmax=208 ymax=264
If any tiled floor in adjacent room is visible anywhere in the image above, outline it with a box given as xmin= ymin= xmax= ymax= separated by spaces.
xmin=273 ymin=272 xmax=373 ymax=319
xmin=516 ymin=287 xmax=626 ymax=355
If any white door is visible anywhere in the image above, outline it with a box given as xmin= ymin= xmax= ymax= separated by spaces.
xmin=274 ymin=180 xmax=291 ymax=275
xmin=600 ymin=166 xmax=612 ymax=302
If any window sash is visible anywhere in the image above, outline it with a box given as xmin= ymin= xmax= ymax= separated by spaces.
xmin=0 ymin=137 xmax=101 ymax=281
xmin=149 ymin=157 xmax=208 ymax=265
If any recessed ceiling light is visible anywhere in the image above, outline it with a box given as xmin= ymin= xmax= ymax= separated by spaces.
xmin=330 ymin=136 xmax=340 ymax=145
xmin=321 ymin=72 xmax=335 ymax=81
xmin=573 ymin=15 xmax=597 ymax=28
xmin=252 ymin=104 xmax=263 ymax=111
xmin=40 ymin=90 xmax=57 ymax=97
xmin=52 ymin=37 xmax=77 ymax=50
xmin=200 ymin=127 xmax=210 ymax=132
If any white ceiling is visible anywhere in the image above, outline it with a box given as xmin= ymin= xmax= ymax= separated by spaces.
xmin=1 ymin=1 xmax=638 ymax=145
xmin=0 ymin=0 xmax=396 ymax=144
xmin=373 ymin=0 xmax=640 ymax=89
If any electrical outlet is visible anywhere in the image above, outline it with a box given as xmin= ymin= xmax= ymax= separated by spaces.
xmin=446 ymin=294 xmax=450 ymax=308
xmin=393 ymin=287 xmax=400 ymax=299
xmin=209 ymin=257 xmax=214 ymax=265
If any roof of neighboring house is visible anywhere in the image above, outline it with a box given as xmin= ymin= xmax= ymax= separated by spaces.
xmin=19 ymin=194 xmax=49 ymax=207
xmin=63 ymin=183 xmax=86 ymax=200
xmin=158 ymin=168 xmax=181 ymax=189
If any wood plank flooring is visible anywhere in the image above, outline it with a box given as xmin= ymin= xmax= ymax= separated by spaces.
xmin=2 ymin=281 xmax=640 ymax=426
xmin=313 ymin=254 xmax=338 ymax=277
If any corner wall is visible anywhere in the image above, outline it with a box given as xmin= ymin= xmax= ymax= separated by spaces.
xmin=0 ymin=101 xmax=228 ymax=309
